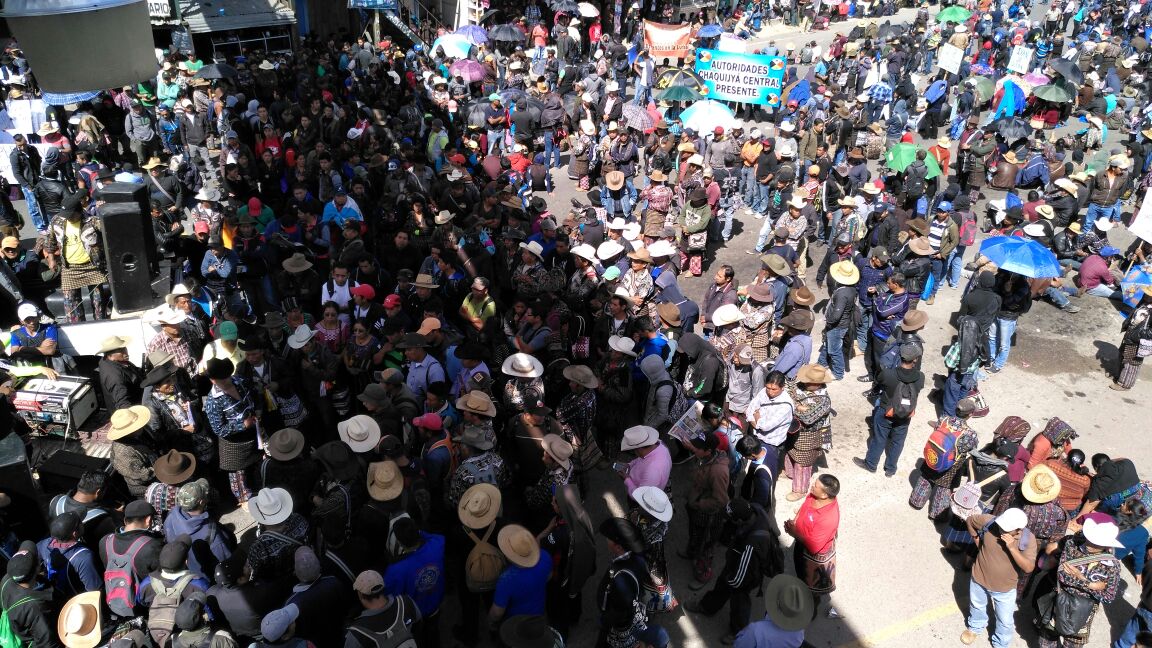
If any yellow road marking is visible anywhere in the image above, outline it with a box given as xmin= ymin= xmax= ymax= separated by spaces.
xmin=835 ymin=600 xmax=963 ymax=648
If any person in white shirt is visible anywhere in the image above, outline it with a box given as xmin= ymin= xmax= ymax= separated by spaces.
xmin=744 ymin=370 xmax=794 ymax=473
xmin=320 ymin=261 xmax=358 ymax=322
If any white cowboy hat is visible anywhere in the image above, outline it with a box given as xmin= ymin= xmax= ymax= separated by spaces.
xmin=570 ymin=243 xmax=598 ymax=263
xmin=621 ymin=425 xmax=660 ymax=451
xmin=502 ymin=353 xmax=544 ymax=378
xmin=338 ymin=414 xmax=382 ymax=453
xmin=646 ymin=240 xmax=677 ymax=258
xmin=519 ymin=240 xmax=545 ymax=259
xmin=608 ymin=335 xmax=637 ymax=357
xmin=541 ymin=434 xmax=574 ymax=470
xmin=711 ymin=303 xmax=745 ymax=326
xmin=286 ymin=324 xmax=317 ymax=349
xmin=58 ymin=591 xmax=102 ymax=648
xmin=248 ymin=487 xmax=294 ymax=526
xmin=632 ymin=486 xmax=673 ymax=522
xmin=597 ymin=240 xmax=625 ymax=261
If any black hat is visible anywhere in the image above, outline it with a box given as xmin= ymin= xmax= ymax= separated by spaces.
xmin=237 ymin=338 xmax=262 ymax=353
xmin=205 ymin=358 xmax=234 ymax=380
xmin=691 ymin=432 xmax=720 ymax=452
xmin=727 ymin=498 xmax=753 ymax=521
xmin=6 ymin=541 xmax=38 ymax=582
xmin=50 ymin=510 xmax=81 ymax=540
xmin=454 ymin=342 xmax=486 ymax=361
xmin=159 ymin=538 xmax=190 ymax=570
xmin=598 ymin=517 xmax=643 ymax=553
xmin=175 ymin=591 xmax=207 ymax=631
xmin=124 ymin=499 xmax=156 ymax=520
xmin=60 ymin=191 xmax=83 ymax=214
xmin=141 ymin=362 xmax=179 ymax=388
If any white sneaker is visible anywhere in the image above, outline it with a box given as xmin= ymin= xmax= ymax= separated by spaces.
xmin=753 ymin=212 xmax=765 ymax=220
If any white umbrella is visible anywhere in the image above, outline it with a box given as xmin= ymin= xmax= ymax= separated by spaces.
xmin=679 ymin=99 xmax=737 ymax=133
xmin=578 ymin=2 xmax=600 ymax=17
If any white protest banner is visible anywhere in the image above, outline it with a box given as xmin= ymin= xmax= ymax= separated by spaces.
xmin=1007 ymin=46 xmax=1034 ymax=74
xmin=937 ymin=44 xmax=964 ymax=74
xmin=1129 ymin=188 xmax=1152 ymax=244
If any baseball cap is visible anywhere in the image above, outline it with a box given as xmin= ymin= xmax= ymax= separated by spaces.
xmin=193 ymin=221 xmax=210 ymax=234
xmin=124 ymin=500 xmax=155 ymax=519
xmin=350 ymin=284 xmax=376 ymax=300
xmin=6 ymin=541 xmax=38 ymax=582
xmin=353 ymin=570 xmax=385 ymax=596
xmin=177 ymin=479 xmax=209 ymax=510
xmin=294 ymin=546 xmax=322 ymax=583
xmin=261 ymin=604 xmax=300 ymax=642
xmin=994 ymin=507 xmax=1028 ymax=532
xmin=383 ymin=294 xmax=402 ymax=309
xmin=417 ymin=317 xmax=441 ymax=336
xmin=1 ymin=236 xmax=19 ymax=249
xmin=375 ymin=368 xmax=404 ymax=385
xmin=412 ymin=412 xmax=443 ymax=430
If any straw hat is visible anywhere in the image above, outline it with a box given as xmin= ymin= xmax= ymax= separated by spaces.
xmin=458 ymin=483 xmax=502 ymax=528
xmin=1001 ymin=151 xmax=1020 ymax=165
xmin=435 ymin=210 xmax=455 ymax=225
xmin=338 ymin=415 xmax=381 ymax=453
xmin=606 ymin=170 xmax=626 ymax=191
xmin=413 ymin=273 xmax=441 ymax=289
xmin=502 ymin=353 xmax=544 ymax=378
xmin=498 ymin=524 xmax=541 ymax=568
xmin=900 ymin=309 xmax=929 ymax=332
xmin=632 ymin=486 xmax=673 ymax=522
xmin=541 ymin=434 xmax=573 ymax=470
xmin=563 ymin=364 xmax=599 ymax=389
xmin=909 ymin=237 xmax=933 ymax=256
xmin=97 ymin=335 xmax=131 ymax=354
xmin=58 ymin=591 xmax=102 ymax=648
xmin=796 ymin=364 xmax=830 ymax=385
xmin=627 ymin=248 xmax=653 ymax=264
xmin=108 ymin=406 xmax=152 ymax=441
xmin=1020 ymin=464 xmax=1062 ymax=504
xmin=829 ymin=260 xmax=860 ymax=286
xmin=456 ymin=390 xmax=498 ymax=417
xmin=1035 ymin=205 xmax=1055 ymax=220
xmin=141 ymin=156 xmax=164 ymax=170
xmin=367 ymin=460 xmax=404 ymax=502
xmin=1055 ymin=178 xmax=1078 ymax=194
xmin=711 ymin=303 xmax=744 ymax=326
xmin=761 ymin=254 xmax=790 ymax=276
xmin=248 ymin=487 xmax=294 ymax=526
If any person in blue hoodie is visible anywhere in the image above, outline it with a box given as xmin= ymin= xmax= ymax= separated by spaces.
xmin=164 ymin=479 xmax=234 ymax=580
xmin=384 ymin=517 xmax=446 ymax=648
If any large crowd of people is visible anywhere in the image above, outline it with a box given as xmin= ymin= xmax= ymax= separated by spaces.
xmin=1 ymin=0 xmax=1152 ymax=645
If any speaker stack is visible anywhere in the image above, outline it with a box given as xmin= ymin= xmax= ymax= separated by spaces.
xmin=96 ymin=182 xmax=160 ymax=313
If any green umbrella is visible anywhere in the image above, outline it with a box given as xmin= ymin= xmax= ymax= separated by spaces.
xmin=964 ymin=76 xmax=995 ymax=103
xmin=886 ymin=143 xmax=942 ymax=179
xmin=1033 ymin=84 xmax=1073 ymax=103
xmin=655 ymin=86 xmax=703 ymax=102
xmin=936 ymin=6 xmax=972 ymax=23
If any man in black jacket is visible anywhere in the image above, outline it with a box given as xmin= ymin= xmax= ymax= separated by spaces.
xmin=97 ymin=500 xmax=163 ymax=619
xmin=98 ymin=335 xmax=145 ymax=411
xmin=686 ymin=499 xmax=782 ymax=643
xmin=179 ymin=104 xmax=215 ymax=177
xmin=0 ymin=541 xmax=60 ymax=648
xmin=145 ymin=158 xmax=185 ymax=217
xmin=818 ymin=260 xmax=859 ymax=380
xmin=8 ymin=134 xmax=45 ymax=232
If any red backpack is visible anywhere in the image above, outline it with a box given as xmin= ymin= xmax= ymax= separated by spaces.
xmin=103 ymin=535 xmax=150 ymax=618
xmin=923 ymin=419 xmax=962 ymax=472
xmin=957 ymin=210 xmax=978 ymax=247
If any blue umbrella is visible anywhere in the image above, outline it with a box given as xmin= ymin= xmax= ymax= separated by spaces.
xmin=979 ymin=236 xmax=1062 ymax=278
xmin=455 ymin=25 xmax=489 ymax=45
xmin=432 ymin=34 xmax=473 ymax=59
xmin=698 ymin=23 xmax=723 ymax=37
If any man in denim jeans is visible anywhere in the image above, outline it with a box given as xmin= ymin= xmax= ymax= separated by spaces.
xmin=960 ymin=508 xmax=1037 ymax=648
xmin=817 ymin=260 xmax=859 ymax=380
xmin=8 ymin=134 xmax=45 ymax=232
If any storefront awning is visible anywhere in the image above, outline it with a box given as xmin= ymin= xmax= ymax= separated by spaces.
xmin=178 ymin=0 xmax=295 ymax=33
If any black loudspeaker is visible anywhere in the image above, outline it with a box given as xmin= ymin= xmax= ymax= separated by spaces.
xmin=0 ymin=431 xmax=46 ymax=538
xmin=97 ymin=182 xmax=158 ymax=313
xmin=36 ymin=450 xmax=109 ymax=496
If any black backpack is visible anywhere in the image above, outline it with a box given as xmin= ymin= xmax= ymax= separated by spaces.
xmin=886 ymin=379 xmax=917 ymax=419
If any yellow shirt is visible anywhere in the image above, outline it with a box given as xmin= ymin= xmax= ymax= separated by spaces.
xmin=63 ymin=220 xmax=91 ymax=266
